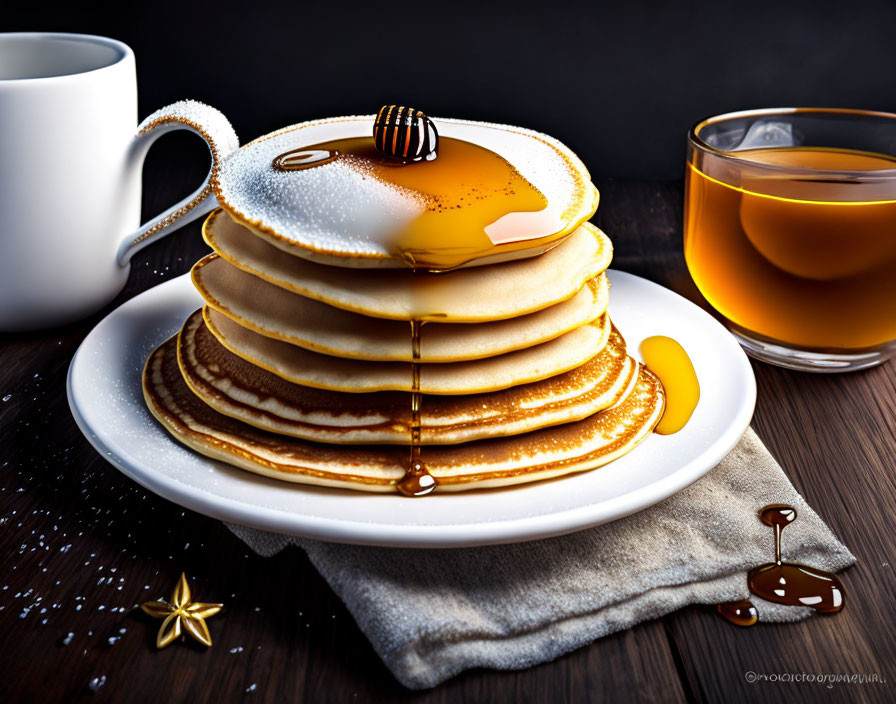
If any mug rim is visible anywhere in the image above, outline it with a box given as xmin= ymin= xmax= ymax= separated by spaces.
xmin=687 ymin=106 xmax=896 ymax=177
xmin=0 ymin=32 xmax=133 ymax=84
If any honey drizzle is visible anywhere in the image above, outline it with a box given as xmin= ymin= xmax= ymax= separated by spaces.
xmin=410 ymin=319 xmax=423 ymax=464
xmin=396 ymin=319 xmax=437 ymax=496
xmin=717 ymin=504 xmax=845 ymax=626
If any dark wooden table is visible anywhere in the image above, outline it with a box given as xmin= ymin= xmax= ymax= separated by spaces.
xmin=1 ymin=159 xmax=894 ymax=703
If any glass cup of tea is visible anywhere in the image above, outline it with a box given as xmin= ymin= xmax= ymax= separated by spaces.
xmin=685 ymin=108 xmax=896 ymax=372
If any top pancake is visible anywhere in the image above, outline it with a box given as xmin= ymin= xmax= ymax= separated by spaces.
xmin=213 ymin=115 xmax=598 ymax=269
xmin=203 ymin=209 xmax=613 ymax=322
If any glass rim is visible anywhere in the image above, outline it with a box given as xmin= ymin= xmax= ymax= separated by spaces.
xmin=687 ymin=107 xmax=896 ymax=178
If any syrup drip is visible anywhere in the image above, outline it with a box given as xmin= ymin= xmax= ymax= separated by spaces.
xmin=271 ymin=136 xmax=566 ymax=271
xmin=396 ymin=319 xmax=437 ymax=497
xmin=639 ymin=336 xmax=700 ymax=434
xmin=716 ymin=600 xmax=758 ymax=627
xmin=717 ymin=504 xmax=845 ymax=626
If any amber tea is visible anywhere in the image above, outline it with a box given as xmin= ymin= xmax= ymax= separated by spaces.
xmin=685 ymin=109 xmax=896 ymax=371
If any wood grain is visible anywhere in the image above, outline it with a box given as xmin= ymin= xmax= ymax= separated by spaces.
xmin=0 ymin=175 xmax=893 ymax=703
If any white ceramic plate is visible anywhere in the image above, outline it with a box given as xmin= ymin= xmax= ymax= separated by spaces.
xmin=67 ymin=270 xmax=755 ymax=548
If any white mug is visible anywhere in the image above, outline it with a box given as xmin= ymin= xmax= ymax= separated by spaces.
xmin=0 ymin=32 xmax=239 ymax=331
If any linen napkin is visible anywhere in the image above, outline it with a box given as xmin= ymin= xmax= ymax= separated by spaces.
xmin=227 ymin=429 xmax=855 ymax=689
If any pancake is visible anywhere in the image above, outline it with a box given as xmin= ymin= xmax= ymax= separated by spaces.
xmin=192 ymin=254 xmax=610 ymax=362
xmin=212 ymin=115 xmax=598 ymax=270
xmin=203 ymin=307 xmax=612 ymax=394
xmin=145 ymin=336 xmax=664 ymax=492
xmin=177 ymin=308 xmax=639 ymax=444
xmin=203 ymin=209 xmax=613 ymax=322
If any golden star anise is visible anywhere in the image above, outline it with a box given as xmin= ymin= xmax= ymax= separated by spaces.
xmin=140 ymin=572 xmax=222 ymax=648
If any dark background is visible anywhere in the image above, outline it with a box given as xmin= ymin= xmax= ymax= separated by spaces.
xmin=3 ymin=5 xmax=896 ymax=702
xmin=7 ymin=0 xmax=896 ymax=178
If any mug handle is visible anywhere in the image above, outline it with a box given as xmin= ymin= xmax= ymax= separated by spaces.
xmin=116 ymin=100 xmax=239 ymax=266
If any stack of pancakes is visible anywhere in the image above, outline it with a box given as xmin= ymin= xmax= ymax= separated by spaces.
xmin=144 ymin=114 xmax=664 ymax=494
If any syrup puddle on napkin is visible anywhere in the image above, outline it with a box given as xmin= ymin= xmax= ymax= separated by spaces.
xmin=717 ymin=504 xmax=845 ymax=626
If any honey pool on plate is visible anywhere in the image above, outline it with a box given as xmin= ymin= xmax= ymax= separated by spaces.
xmin=639 ymin=336 xmax=698 ymax=435
xmin=685 ymin=147 xmax=896 ymax=350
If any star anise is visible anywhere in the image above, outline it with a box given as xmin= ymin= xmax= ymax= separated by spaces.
xmin=140 ymin=572 xmax=222 ymax=648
